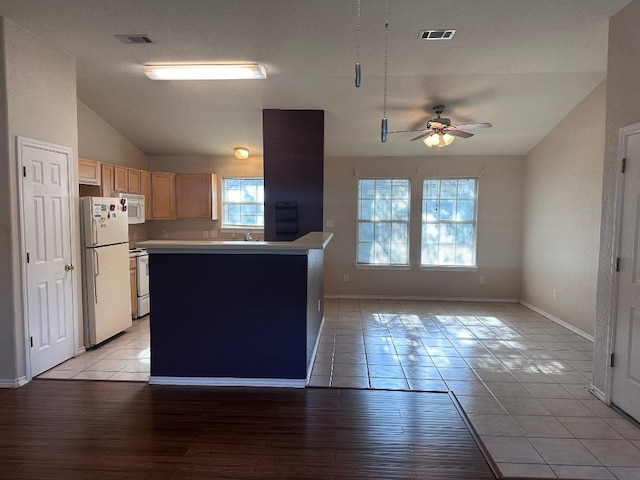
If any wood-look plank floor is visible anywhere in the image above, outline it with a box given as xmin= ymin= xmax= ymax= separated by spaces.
xmin=0 ymin=380 xmax=495 ymax=479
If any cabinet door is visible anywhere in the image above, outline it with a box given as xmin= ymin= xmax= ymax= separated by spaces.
xmin=129 ymin=258 xmax=137 ymax=319
xmin=78 ymin=158 xmax=101 ymax=185
xmin=141 ymin=170 xmax=152 ymax=220
xmin=128 ymin=168 xmax=142 ymax=194
xmin=151 ymin=172 xmax=176 ymax=219
xmin=114 ymin=165 xmax=129 ymax=193
xmin=100 ymin=163 xmax=114 ymax=197
xmin=176 ymin=173 xmax=218 ymax=219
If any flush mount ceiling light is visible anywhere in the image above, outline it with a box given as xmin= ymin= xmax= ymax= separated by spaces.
xmin=143 ymin=63 xmax=267 ymax=80
xmin=234 ymin=147 xmax=250 ymax=160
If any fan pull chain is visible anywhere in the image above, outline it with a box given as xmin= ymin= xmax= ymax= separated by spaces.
xmin=355 ymin=0 xmax=361 ymax=87
xmin=381 ymin=1 xmax=389 ymax=142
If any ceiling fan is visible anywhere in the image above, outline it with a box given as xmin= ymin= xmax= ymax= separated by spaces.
xmin=389 ymin=105 xmax=492 ymax=147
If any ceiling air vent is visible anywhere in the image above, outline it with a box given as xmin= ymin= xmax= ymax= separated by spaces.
xmin=115 ymin=34 xmax=154 ymax=44
xmin=418 ymin=29 xmax=456 ymax=40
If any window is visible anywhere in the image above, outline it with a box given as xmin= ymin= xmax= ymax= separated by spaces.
xmin=221 ymin=177 xmax=264 ymax=229
xmin=357 ymin=178 xmax=410 ymax=265
xmin=421 ymin=178 xmax=477 ymax=266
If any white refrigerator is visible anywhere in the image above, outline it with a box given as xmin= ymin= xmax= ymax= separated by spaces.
xmin=80 ymin=197 xmax=133 ymax=347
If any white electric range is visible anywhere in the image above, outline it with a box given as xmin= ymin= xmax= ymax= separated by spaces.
xmin=129 ymin=248 xmax=150 ymax=318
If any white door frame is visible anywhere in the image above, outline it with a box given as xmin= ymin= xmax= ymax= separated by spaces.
xmin=606 ymin=122 xmax=640 ymax=404
xmin=16 ymin=136 xmax=79 ymax=381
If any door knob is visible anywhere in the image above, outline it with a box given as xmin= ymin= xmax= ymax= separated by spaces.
xmin=65 ymin=264 xmax=74 ymax=271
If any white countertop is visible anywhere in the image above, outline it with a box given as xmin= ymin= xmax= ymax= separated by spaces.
xmin=135 ymin=231 xmax=333 ymax=254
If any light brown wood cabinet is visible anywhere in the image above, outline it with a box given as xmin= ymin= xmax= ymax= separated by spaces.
xmin=141 ymin=170 xmax=152 ymax=220
xmin=100 ymin=163 xmax=115 ymax=197
xmin=176 ymin=173 xmax=219 ymax=219
xmin=114 ymin=165 xmax=129 ymax=193
xmin=150 ymin=172 xmax=176 ymax=219
xmin=129 ymin=257 xmax=137 ymax=319
xmin=78 ymin=158 xmax=101 ymax=185
xmin=128 ymin=168 xmax=142 ymax=194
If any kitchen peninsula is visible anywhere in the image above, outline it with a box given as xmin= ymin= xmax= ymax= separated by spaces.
xmin=136 ymin=232 xmax=332 ymax=387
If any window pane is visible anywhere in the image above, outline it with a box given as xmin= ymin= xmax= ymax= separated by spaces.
xmin=222 ymin=177 xmax=265 ymax=228
xmin=421 ymin=178 xmax=478 ymax=266
xmin=357 ymin=178 xmax=409 ymax=265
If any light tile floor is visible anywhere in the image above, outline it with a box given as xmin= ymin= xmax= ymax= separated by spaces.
xmin=40 ymin=316 xmax=150 ymax=381
xmin=40 ymin=301 xmax=640 ymax=479
xmin=310 ymin=299 xmax=640 ymax=480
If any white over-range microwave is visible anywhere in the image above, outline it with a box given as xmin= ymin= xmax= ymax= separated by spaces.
xmin=118 ymin=193 xmax=145 ymax=224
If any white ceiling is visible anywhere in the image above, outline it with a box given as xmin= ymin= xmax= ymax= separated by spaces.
xmin=0 ymin=0 xmax=631 ymax=157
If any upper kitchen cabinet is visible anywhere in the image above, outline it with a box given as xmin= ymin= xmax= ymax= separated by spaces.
xmin=128 ymin=168 xmax=143 ymax=194
xmin=176 ymin=173 xmax=219 ymax=220
xmin=141 ymin=170 xmax=152 ymax=220
xmin=114 ymin=166 xmax=129 ymax=193
xmin=150 ymin=172 xmax=176 ymax=219
xmin=100 ymin=163 xmax=115 ymax=197
xmin=78 ymin=158 xmax=101 ymax=185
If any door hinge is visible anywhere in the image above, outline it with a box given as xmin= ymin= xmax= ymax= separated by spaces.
xmin=23 ymin=166 xmax=26 ymax=177
xmin=26 ymin=252 xmax=30 ymax=264
xmin=622 ymin=158 xmax=626 ymax=173
xmin=30 ymin=337 xmax=33 ymax=348
xmin=610 ymin=352 xmax=615 ymax=367
xmin=616 ymin=257 xmax=620 ymax=272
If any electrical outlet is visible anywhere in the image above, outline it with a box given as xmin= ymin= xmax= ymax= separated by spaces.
xmin=553 ymin=289 xmax=557 ymax=299
xmin=162 ymin=230 xmax=168 ymax=238
xmin=343 ymin=274 xmax=349 ymax=282
xmin=479 ymin=276 xmax=485 ymax=284
xmin=317 ymin=300 xmax=321 ymax=312
xmin=326 ymin=219 xmax=334 ymax=228
xmin=203 ymin=230 xmax=209 ymax=238
xmin=210 ymin=230 xmax=217 ymax=238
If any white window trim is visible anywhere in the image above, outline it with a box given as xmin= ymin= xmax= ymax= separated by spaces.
xmin=354 ymin=263 xmax=412 ymax=271
xmin=419 ymin=265 xmax=478 ymax=272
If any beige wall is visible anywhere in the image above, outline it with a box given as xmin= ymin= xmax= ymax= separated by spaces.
xmin=145 ymin=154 xmax=263 ymax=241
xmin=323 ymin=155 xmax=524 ymax=299
xmin=594 ymin=0 xmax=640 ymax=395
xmin=521 ymin=81 xmax=606 ymax=338
xmin=77 ymin=100 xmax=148 ymax=169
xmin=0 ymin=19 xmax=78 ymax=383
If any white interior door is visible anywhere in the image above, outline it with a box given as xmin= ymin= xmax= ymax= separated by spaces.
xmin=19 ymin=138 xmax=76 ymax=377
xmin=613 ymin=129 xmax=640 ymax=422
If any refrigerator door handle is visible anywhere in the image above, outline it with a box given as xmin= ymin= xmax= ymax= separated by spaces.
xmin=93 ymin=249 xmax=100 ymax=304
xmin=91 ymin=218 xmax=98 ymax=247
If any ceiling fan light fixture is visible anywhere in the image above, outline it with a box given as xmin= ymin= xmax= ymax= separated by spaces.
xmin=423 ymin=133 xmax=439 ymax=147
xmin=143 ymin=63 xmax=267 ymax=80
xmin=443 ymin=133 xmax=455 ymax=146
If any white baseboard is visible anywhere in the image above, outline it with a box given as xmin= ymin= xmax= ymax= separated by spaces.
xmin=306 ymin=316 xmax=325 ymax=384
xmin=518 ymin=300 xmax=594 ymax=342
xmin=588 ymin=384 xmax=607 ymax=403
xmin=325 ymin=294 xmax=519 ymax=303
xmin=0 ymin=377 xmax=29 ymax=388
xmin=149 ymin=376 xmax=307 ymax=388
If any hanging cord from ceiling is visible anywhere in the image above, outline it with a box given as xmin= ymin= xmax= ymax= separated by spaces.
xmin=381 ymin=1 xmax=389 ymax=142
xmin=355 ymin=0 xmax=361 ymax=87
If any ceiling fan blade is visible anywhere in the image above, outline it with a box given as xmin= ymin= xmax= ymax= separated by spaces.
xmin=453 ymin=122 xmax=492 ymax=129
xmin=387 ymin=128 xmax=426 ymax=134
xmin=447 ymin=129 xmax=474 ymax=138
xmin=410 ymin=131 xmax=431 ymax=142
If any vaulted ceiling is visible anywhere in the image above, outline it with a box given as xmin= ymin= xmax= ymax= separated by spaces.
xmin=0 ymin=0 xmax=631 ymax=157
